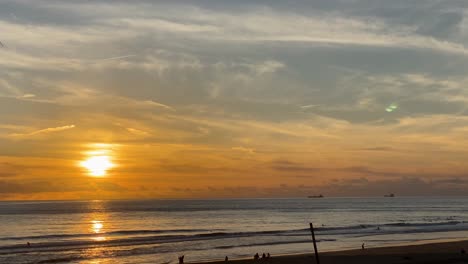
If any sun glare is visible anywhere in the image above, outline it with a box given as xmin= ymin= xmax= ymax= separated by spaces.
xmin=81 ymin=156 xmax=114 ymax=177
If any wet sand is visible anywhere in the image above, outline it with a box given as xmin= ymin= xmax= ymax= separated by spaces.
xmin=192 ymin=240 xmax=468 ymax=264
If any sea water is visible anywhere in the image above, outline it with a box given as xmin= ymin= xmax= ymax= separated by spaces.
xmin=1 ymin=197 xmax=468 ymax=263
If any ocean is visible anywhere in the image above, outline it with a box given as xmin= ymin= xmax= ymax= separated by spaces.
xmin=1 ymin=197 xmax=468 ymax=264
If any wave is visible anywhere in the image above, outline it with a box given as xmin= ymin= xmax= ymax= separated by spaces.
xmin=1 ymin=221 xmax=468 ymax=255
xmin=213 ymin=238 xmax=337 ymax=250
xmin=383 ymin=221 xmax=465 ymax=227
xmin=37 ymin=256 xmax=83 ymax=264
xmin=0 ymin=228 xmax=222 ymax=241
xmin=0 ymin=230 xmax=306 ymax=252
xmin=313 ymin=220 xmax=468 ymax=232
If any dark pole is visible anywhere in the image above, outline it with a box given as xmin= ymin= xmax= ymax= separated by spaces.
xmin=309 ymin=223 xmax=320 ymax=264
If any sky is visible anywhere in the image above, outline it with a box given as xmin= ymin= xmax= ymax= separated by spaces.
xmin=1 ymin=0 xmax=468 ymax=200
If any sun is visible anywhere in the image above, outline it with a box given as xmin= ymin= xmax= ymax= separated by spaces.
xmin=80 ymin=156 xmax=114 ymax=177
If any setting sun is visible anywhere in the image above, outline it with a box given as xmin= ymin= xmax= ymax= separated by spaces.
xmin=4 ymin=0 xmax=468 ymax=263
xmin=81 ymin=156 xmax=114 ymax=177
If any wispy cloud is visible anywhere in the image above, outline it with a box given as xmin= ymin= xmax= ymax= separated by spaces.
xmin=300 ymin=104 xmax=319 ymax=109
xmin=19 ymin=94 xmax=35 ymax=98
xmin=90 ymin=54 xmax=136 ymax=63
xmin=231 ymin=146 xmax=255 ymax=154
xmin=141 ymin=100 xmax=175 ymax=111
xmin=126 ymin=127 xmax=150 ymax=136
xmin=91 ymin=5 xmax=468 ymax=55
xmin=9 ymin=125 xmax=76 ymax=138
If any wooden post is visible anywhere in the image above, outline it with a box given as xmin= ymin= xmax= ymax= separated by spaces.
xmin=309 ymin=223 xmax=320 ymax=264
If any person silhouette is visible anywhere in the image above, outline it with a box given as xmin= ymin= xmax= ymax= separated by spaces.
xmin=254 ymin=253 xmax=259 ymax=260
xmin=178 ymin=255 xmax=184 ymax=264
xmin=362 ymin=243 xmax=365 ymax=250
xmin=262 ymin=253 xmax=266 ymax=259
xmin=225 ymin=256 xmax=229 ymax=261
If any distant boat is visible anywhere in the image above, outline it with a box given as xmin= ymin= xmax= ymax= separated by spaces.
xmin=384 ymin=193 xmax=395 ymax=197
xmin=308 ymin=194 xmax=324 ymax=198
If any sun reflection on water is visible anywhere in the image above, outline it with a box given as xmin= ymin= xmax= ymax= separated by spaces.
xmin=90 ymin=220 xmax=107 ymax=241
xmin=88 ymin=201 xmax=108 ymax=242
xmin=92 ymin=236 xmax=106 ymax=241
xmin=90 ymin=220 xmax=106 ymax=241
xmin=92 ymin=221 xmax=103 ymax=233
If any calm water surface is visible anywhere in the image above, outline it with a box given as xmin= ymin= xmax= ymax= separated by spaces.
xmin=1 ymin=197 xmax=468 ymax=263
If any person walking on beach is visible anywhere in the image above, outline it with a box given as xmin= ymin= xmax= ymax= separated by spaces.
xmin=178 ymin=255 xmax=184 ymax=264
xmin=362 ymin=243 xmax=365 ymax=250
xmin=254 ymin=253 xmax=259 ymax=260
xmin=225 ymin=256 xmax=228 ymax=261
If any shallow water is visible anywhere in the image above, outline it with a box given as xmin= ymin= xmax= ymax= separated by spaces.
xmin=1 ymin=197 xmax=468 ymax=264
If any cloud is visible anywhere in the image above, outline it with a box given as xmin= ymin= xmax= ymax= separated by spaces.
xmin=9 ymin=125 xmax=75 ymax=138
xmin=95 ymin=181 xmax=127 ymax=191
xmin=91 ymin=54 xmax=136 ymax=63
xmin=141 ymin=100 xmax=175 ymax=111
xmin=71 ymin=3 xmax=468 ymax=55
xmin=271 ymin=160 xmax=322 ymax=173
xmin=0 ymin=162 xmax=23 ymax=178
xmin=0 ymin=172 xmax=16 ymax=178
xmin=245 ymin=60 xmax=285 ymax=75
xmin=19 ymin=93 xmax=35 ymax=98
xmin=159 ymin=162 xmax=245 ymax=174
xmin=109 ymin=17 xmax=219 ymax=33
xmin=271 ymin=159 xmax=468 ymax=181
xmin=322 ymin=177 xmax=468 ymax=196
xmin=301 ymin=104 xmax=319 ymax=109
xmin=126 ymin=127 xmax=150 ymax=136
xmin=231 ymin=146 xmax=255 ymax=154
xmin=0 ymin=179 xmax=127 ymax=194
xmin=2 ymin=1 xmax=466 ymax=125
xmin=359 ymin=146 xmax=394 ymax=152
xmin=416 ymin=11 xmax=464 ymax=39
xmin=232 ymin=176 xmax=468 ymax=197
xmin=2 ymin=0 xmax=468 ymax=199
xmin=1 ymin=1 xmax=466 ymax=80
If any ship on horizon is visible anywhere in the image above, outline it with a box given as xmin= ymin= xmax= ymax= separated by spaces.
xmin=307 ymin=194 xmax=324 ymax=198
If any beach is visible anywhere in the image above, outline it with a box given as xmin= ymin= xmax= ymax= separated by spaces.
xmin=194 ymin=240 xmax=468 ymax=264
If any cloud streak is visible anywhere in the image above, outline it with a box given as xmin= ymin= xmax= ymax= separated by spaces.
xmin=9 ymin=125 xmax=76 ymax=138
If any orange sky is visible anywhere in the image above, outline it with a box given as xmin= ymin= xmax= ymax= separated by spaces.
xmin=1 ymin=1 xmax=468 ymax=200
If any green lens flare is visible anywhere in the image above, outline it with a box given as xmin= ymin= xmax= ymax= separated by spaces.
xmin=385 ymin=103 xmax=398 ymax=112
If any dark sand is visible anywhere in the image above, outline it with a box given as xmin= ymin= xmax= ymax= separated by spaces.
xmin=193 ymin=240 xmax=468 ymax=264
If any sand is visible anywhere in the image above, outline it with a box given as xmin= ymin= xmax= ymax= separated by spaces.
xmin=192 ymin=240 xmax=468 ymax=264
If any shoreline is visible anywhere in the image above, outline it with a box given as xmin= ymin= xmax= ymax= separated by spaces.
xmin=191 ymin=239 xmax=468 ymax=264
